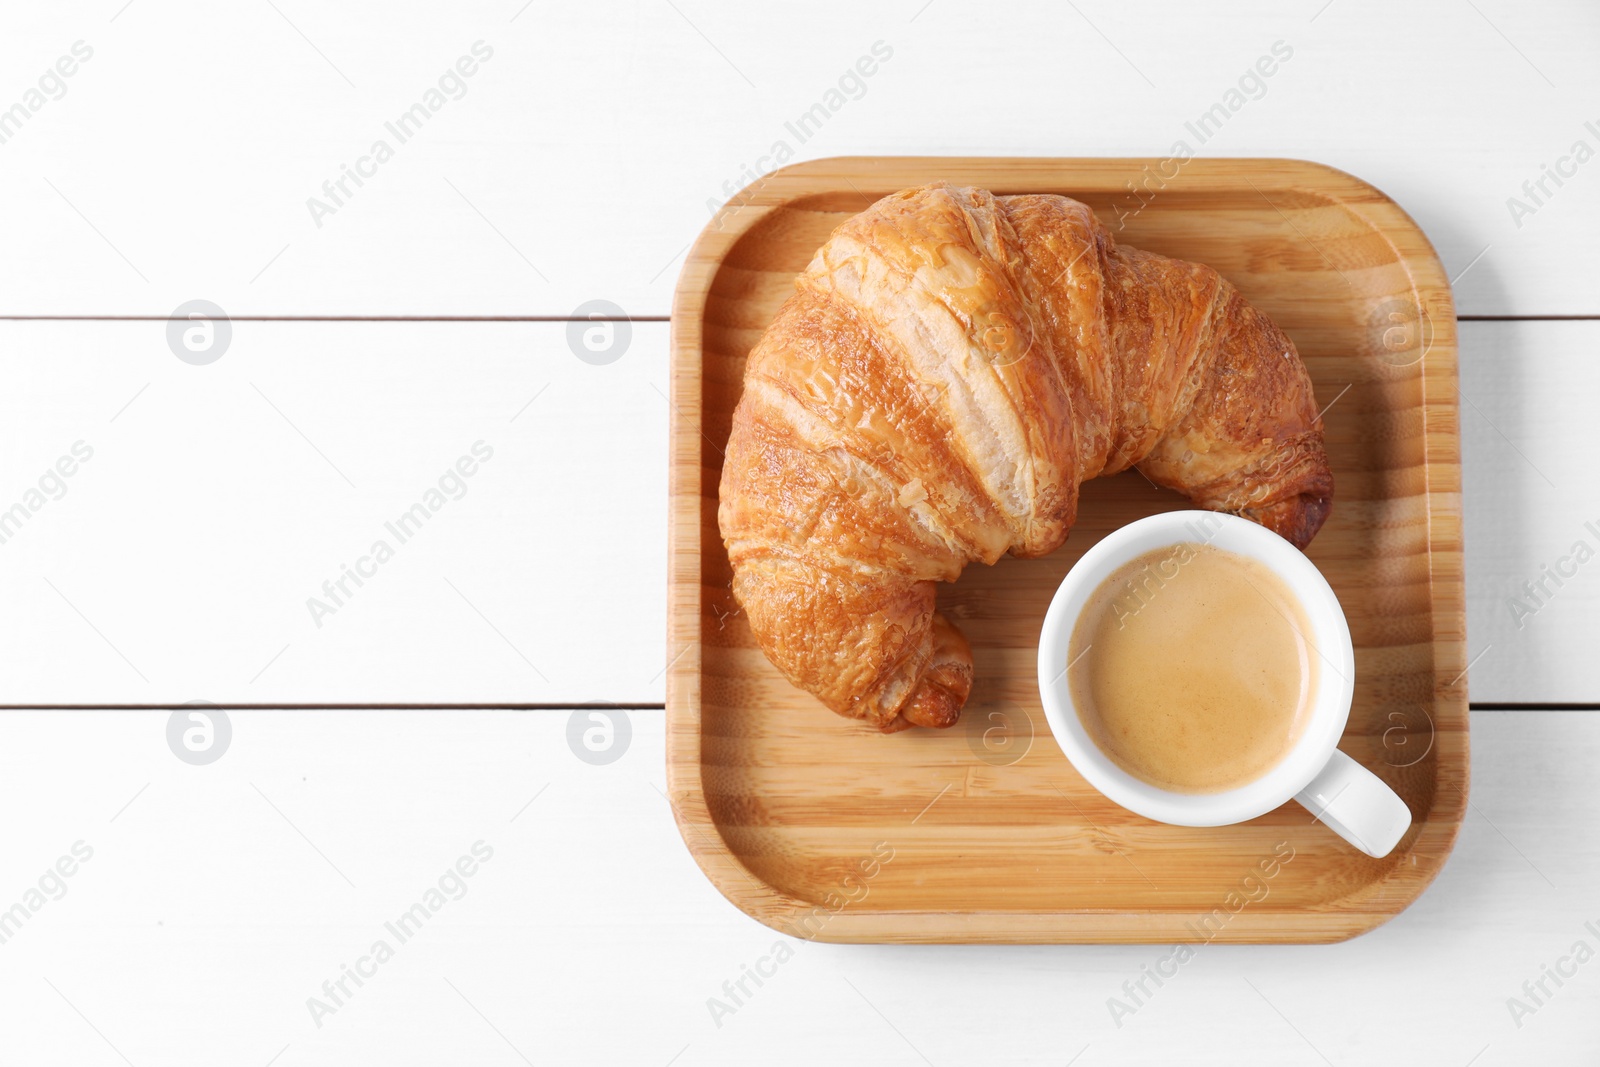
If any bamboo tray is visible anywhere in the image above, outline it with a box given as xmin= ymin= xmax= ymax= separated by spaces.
xmin=666 ymin=157 xmax=1466 ymax=943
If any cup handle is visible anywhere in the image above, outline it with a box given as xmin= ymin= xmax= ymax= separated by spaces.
xmin=1293 ymin=749 xmax=1412 ymax=858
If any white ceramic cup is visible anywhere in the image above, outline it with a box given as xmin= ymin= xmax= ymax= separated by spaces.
xmin=1036 ymin=510 xmax=1412 ymax=858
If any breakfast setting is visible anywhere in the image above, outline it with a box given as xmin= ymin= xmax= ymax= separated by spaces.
xmin=1 ymin=2 xmax=1594 ymax=1064
xmin=671 ymin=162 xmax=1459 ymax=944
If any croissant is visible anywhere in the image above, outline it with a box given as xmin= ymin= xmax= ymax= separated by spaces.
xmin=717 ymin=183 xmax=1332 ymax=733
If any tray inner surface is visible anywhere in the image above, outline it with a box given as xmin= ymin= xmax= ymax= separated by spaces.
xmin=684 ymin=164 xmax=1464 ymax=941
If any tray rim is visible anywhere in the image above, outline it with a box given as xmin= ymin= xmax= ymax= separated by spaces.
xmin=666 ymin=155 xmax=1468 ymax=944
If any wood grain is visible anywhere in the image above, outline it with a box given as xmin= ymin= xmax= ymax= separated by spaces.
xmin=1459 ymin=319 xmax=1600 ymax=705
xmin=0 ymin=320 xmax=667 ymax=706
xmin=1 ymin=1 xmax=1596 ymax=318
xmin=667 ymin=157 xmax=1468 ymax=943
xmin=0 ymin=708 xmax=1591 ymax=1065
xmin=0 ymin=319 xmax=1582 ymax=707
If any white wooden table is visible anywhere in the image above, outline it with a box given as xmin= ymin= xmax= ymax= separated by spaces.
xmin=1 ymin=1 xmax=1596 ymax=1063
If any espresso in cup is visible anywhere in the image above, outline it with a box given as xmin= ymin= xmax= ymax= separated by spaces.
xmin=1066 ymin=541 xmax=1318 ymax=794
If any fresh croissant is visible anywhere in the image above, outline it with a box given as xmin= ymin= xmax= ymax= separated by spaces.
xmin=717 ymin=183 xmax=1332 ymax=733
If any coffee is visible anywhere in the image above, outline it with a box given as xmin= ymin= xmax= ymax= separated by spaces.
xmin=1066 ymin=541 xmax=1317 ymax=794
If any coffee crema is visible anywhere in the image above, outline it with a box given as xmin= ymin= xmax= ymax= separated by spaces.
xmin=1067 ymin=541 xmax=1317 ymax=794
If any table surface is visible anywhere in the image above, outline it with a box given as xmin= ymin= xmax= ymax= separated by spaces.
xmin=2 ymin=1 xmax=1596 ymax=1063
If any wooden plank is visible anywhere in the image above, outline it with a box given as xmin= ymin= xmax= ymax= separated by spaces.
xmin=0 ymin=315 xmax=1588 ymax=707
xmin=1461 ymin=320 xmax=1600 ymax=705
xmin=667 ymin=157 xmax=1466 ymax=942
xmin=0 ymin=320 xmax=667 ymax=705
xmin=0 ymin=1 xmax=1596 ymax=317
xmin=0 ymin=708 xmax=1591 ymax=1064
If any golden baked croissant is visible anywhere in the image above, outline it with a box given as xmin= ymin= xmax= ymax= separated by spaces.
xmin=717 ymin=183 xmax=1332 ymax=733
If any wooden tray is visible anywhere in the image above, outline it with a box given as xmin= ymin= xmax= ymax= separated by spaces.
xmin=666 ymin=157 xmax=1466 ymax=943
